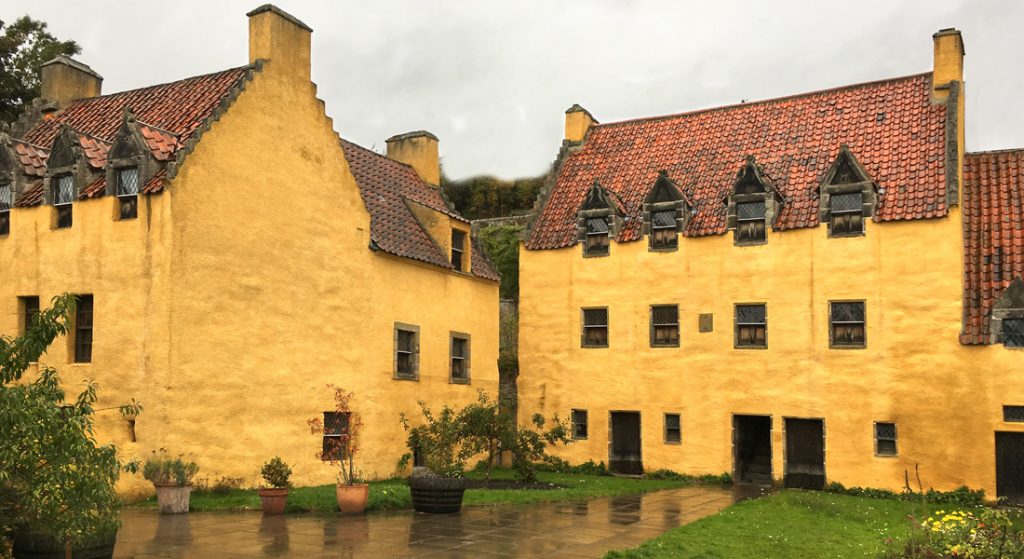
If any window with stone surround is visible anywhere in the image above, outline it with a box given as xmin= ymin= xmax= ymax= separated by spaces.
xmin=650 ymin=305 xmax=680 ymax=347
xmin=117 ymin=167 xmax=140 ymax=220
xmin=577 ymin=181 xmax=618 ymax=258
xmin=572 ymin=409 xmax=588 ymax=440
xmin=830 ymin=301 xmax=866 ymax=348
xmin=73 ymin=295 xmax=93 ymax=363
xmin=829 ymin=192 xmax=864 ymax=236
xmin=450 ymin=332 xmax=470 ymax=383
xmin=1003 ymin=406 xmax=1024 ymax=423
xmin=321 ymin=411 xmax=350 ymax=461
xmin=581 ymin=308 xmax=608 ymax=348
xmin=0 ymin=182 xmax=11 ymax=236
xmin=726 ymin=158 xmax=781 ymax=246
xmin=735 ymin=304 xmax=767 ymax=348
xmin=736 ymin=201 xmax=767 ymax=244
xmin=820 ymin=147 xmax=877 ymax=237
xmin=664 ymin=413 xmax=681 ymax=444
xmin=53 ymin=174 xmax=74 ymax=229
xmin=394 ymin=323 xmax=420 ymax=380
xmin=584 ymin=217 xmax=610 ymax=256
xmin=643 ymin=171 xmax=688 ymax=251
xmin=1004 ymin=319 xmax=1024 ymax=349
xmin=20 ymin=296 xmax=39 ymax=335
xmin=875 ymin=422 xmax=897 ymax=456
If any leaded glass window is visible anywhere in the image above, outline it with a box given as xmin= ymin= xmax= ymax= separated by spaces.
xmin=1004 ymin=319 xmax=1024 ymax=348
xmin=585 ymin=217 xmax=610 ymax=256
xmin=830 ymin=192 xmax=863 ymax=236
xmin=582 ymin=308 xmax=608 ymax=347
xmin=650 ymin=210 xmax=678 ymax=249
xmin=54 ymin=175 xmax=74 ymax=205
xmin=665 ymin=414 xmax=681 ymax=443
xmin=117 ymin=168 xmax=139 ymax=220
xmin=451 ymin=229 xmax=466 ymax=271
xmin=321 ymin=411 xmax=350 ymax=461
xmin=651 ymin=305 xmax=680 ymax=347
xmin=450 ymin=334 xmax=469 ymax=381
xmin=735 ymin=304 xmax=767 ymax=348
xmin=736 ymin=201 xmax=766 ymax=243
xmin=0 ymin=183 xmax=10 ymax=236
xmin=395 ymin=325 xmax=419 ymax=378
xmin=831 ymin=301 xmax=866 ymax=347
xmin=875 ymin=422 xmax=897 ymax=456
xmin=572 ymin=410 xmax=588 ymax=439
xmin=1003 ymin=406 xmax=1024 ymax=423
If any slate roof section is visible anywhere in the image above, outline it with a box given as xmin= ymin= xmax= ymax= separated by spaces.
xmin=340 ymin=139 xmax=499 ymax=281
xmin=21 ymin=66 xmax=253 ymax=148
xmin=961 ymin=149 xmax=1024 ymax=344
xmin=527 ymin=73 xmax=949 ymax=250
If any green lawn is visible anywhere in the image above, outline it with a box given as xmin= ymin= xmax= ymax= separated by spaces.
xmin=131 ymin=468 xmax=697 ymax=513
xmin=604 ymin=490 xmax=943 ymax=559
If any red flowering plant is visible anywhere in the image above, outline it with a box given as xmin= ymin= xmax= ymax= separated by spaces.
xmin=308 ymin=385 xmax=364 ymax=485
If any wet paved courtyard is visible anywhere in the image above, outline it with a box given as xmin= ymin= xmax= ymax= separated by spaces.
xmin=115 ymin=485 xmax=759 ymax=558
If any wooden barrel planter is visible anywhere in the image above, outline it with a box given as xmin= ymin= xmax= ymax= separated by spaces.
xmin=12 ymin=531 xmax=116 ymax=559
xmin=408 ymin=474 xmax=467 ymax=514
xmin=153 ymin=484 xmax=192 ymax=514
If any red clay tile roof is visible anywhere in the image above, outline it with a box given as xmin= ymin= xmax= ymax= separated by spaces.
xmin=962 ymin=149 xmax=1024 ymax=344
xmin=138 ymin=122 xmax=183 ymax=161
xmin=78 ymin=133 xmax=110 ymax=168
xmin=14 ymin=181 xmax=43 ymax=207
xmin=80 ymin=175 xmax=106 ymax=199
xmin=527 ymin=73 xmax=949 ymax=250
xmin=12 ymin=140 xmax=48 ymax=177
xmin=140 ymin=168 xmax=167 ymax=194
xmin=21 ymin=66 xmax=252 ymax=148
xmin=340 ymin=139 xmax=499 ymax=281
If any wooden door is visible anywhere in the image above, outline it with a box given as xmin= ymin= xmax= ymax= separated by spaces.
xmin=610 ymin=412 xmax=643 ymax=474
xmin=785 ymin=418 xmax=825 ymax=489
xmin=996 ymin=432 xmax=1024 ymax=505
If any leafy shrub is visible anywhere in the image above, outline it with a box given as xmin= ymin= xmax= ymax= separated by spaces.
xmin=142 ymin=451 xmax=199 ymax=486
xmin=536 ymin=456 xmax=609 ymax=475
xmin=826 ymin=481 xmax=985 ymax=506
xmin=644 ymin=469 xmax=733 ymax=485
xmin=260 ymin=457 xmax=292 ymax=489
xmin=884 ymin=508 xmax=1024 ymax=558
xmin=308 ymin=385 xmax=363 ymax=485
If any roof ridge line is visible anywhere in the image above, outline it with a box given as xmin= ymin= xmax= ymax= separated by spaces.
xmin=966 ymin=148 xmax=1024 ymax=156
xmin=595 ymin=71 xmax=933 ymax=129
xmin=67 ymin=64 xmax=256 ymax=104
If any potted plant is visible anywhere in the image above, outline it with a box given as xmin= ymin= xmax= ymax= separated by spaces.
xmin=309 ymin=385 xmax=369 ymax=514
xmin=142 ymin=450 xmax=199 ymax=514
xmin=258 ymin=457 xmax=292 ymax=515
xmin=1 ymin=295 xmax=138 ymax=559
xmin=400 ymin=401 xmax=470 ymax=514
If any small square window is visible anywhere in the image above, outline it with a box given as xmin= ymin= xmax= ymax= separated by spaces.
xmin=450 ymin=333 xmax=470 ymax=383
xmin=830 ymin=301 xmax=866 ymax=347
xmin=394 ymin=324 xmax=420 ymax=379
xmin=20 ymin=296 xmax=40 ymax=334
xmin=664 ymin=413 xmax=681 ymax=444
xmin=321 ymin=411 xmax=350 ymax=461
xmin=451 ymin=229 xmax=466 ymax=272
xmin=736 ymin=201 xmax=766 ymax=244
xmin=875 ymin=422 xmax=897 ymax=456
xmin=581 ymin=308 xmax=608 ymax=347
xmin=735 ymin=304 xmax=766 ymax=348
xmin=1004 ymin=319 xmax=1024 ymax=348
xmin=584 ymin=217 xmax=610 ymax=256
xmin=830 ymin=192 xmax=864 ymax=237
xmin=650 ymin=210 xmax=678 ymax=249
xmin=572 ymin=409 xmax=588 ymax=440
xmin=1004 ymin=406 xmax=1024 ymax=423
xmin=650 ymin=305 xmax=679 ymax=347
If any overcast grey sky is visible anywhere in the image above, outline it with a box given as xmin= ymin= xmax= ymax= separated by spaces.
xmin=4 ymin=0 xmax=1021 ymax=180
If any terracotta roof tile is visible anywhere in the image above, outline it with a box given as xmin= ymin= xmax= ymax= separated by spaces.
xmin=961 ymin=149 xmax=1024 ymax=344
xmin=12 ymin=140 xmax=48 ymax=177
xmin=527 ymin=73 xmax=948 ymax=249
xmin=14 ymin=181 xmax=43 ymax=207
xmin=137 ymin=122 xmax=182 ymax=161
xmin=340 ymin=139 xmax=499 ymax=281
xmin=78 ymin=133 xmax=110 ymax=168
xmin=80 ymin=175 xmax=106 ymax=199
xmin=140 ymin=168 xmax=167 ymax=194
xmin=21 ymin=66 xmax=252 ymax=147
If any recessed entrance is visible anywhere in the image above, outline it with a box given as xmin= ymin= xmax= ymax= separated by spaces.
xmin=784 ymin=418 xmax=826 ymax=489
xmin=996 ymin=432 xmax=1024 ymax=505
xmin=733 ymin=414 xmax=772 ymax=484
xmin=609 ymin=411 xmax=643 ymax=474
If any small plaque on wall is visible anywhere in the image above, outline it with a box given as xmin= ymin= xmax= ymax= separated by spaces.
xmin=698 ymin=313 xmax=713 ymax=333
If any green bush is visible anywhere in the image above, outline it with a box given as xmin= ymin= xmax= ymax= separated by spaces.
xmin=825 ymin=481 xmax=985 ymax=507
xmin=142 ymin=451 xmax=199 ymax=486
xmin=538 ymin=457 xmax=610 ymax=476
xmin=884 ymin=507 xmax=1024 ymax=558
xmin=260 ymin=457 xmax=292 ymax=489
xmin=644 ymin=469 xmax=733 ymax=485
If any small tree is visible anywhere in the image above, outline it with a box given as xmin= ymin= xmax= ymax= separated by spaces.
xmin=308 ymin=385 xmax=363 ymax=485
xmin=0 ymin=295 xmax=137 ymax=554
xmin=400 ymin=401 xmax=466 ymax=478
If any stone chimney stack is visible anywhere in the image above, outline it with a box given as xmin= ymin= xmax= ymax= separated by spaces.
xmin=40 ymin=56 xmax=102 ymax=106
xmin=932 ymin=28 xmax=964 ymax=101
xmin=386 ymin=131 xmax=441 ymax=187
xmin=564 ymin=104 xmax=597 ymax=144
xmin=247 ymin=4 xmax=313 ymax=81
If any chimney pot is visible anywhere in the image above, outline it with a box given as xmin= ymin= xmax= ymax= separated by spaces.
xmin=40 ymin=56 xmax=102 ymax=106
xmin=386 ymin=131 xmax=441 ymax=187
xmin=247 ymin=4 xmax=313 ymax=81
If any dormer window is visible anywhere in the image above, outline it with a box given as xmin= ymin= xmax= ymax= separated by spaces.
xmin=991 ymin=278 xmax=1024 ymax=348
xmin=577 ymin=180 xmax=619 ymax=258
xmin=643 ymin=171 xmax=689 ymax=251
xmin=117 ymin=167 xmax=139 ymax=220
xmin=53 ymin=174 xmax=74 ymax=229
xmin=820 ymin=146 xmax=877 ymax=237
xmin=0 ymin=183 xmax=11 ymax=236
xmin=726 ymin=157 xmax=782 ymax=246
xmin=1003 ymin=319 xmax=1024 ymax=348
xmin=451 ymin=229 xmax=466 ymax=271
xmin=585 ymin=217 xmax=610 ymax=256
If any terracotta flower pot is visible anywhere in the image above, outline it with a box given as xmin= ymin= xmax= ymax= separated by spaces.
xmin=335 ymin=483 xmax=369 ymax=514
xmin=258 ymin=487 xmax=289 ymax=515
xmin=153 ymin=484 xmax=192 ymax=514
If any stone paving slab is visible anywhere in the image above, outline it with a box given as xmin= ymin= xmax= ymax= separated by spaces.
xmin=114 ymin=485 xmax=763 ymax=558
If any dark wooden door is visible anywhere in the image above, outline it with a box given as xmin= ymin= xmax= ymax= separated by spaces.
xmin=785 ymin=418 xmax=825 ymax=489
xmin=996 ymin=432 xmax=1024 ymax=505
xmin=610 ymin=412 xmax=643 ymax=474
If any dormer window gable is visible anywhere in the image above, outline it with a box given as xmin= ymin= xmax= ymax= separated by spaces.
xmin=819 ymin=146 xmax=878 ymax=238
xmin=991 ymin=278 xmax=1024 ymax=349
xmin=106 ymin=108 xmax=168 ymax=220
xmin=43 ymin=125 xmax=91 ymax=228
xmin=643 ymin=171 xmax=690 ymax=251
xmin=725 ymin=157 xmax=783 ymax=246
xmin=577 ymin=180 xmax=621 ymax=257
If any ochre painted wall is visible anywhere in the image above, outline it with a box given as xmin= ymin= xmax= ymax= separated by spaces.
xmin=0 ymin=55 xmax=498 ymax=496
xmin=518 ymin=208 xmax=1024 ymax=497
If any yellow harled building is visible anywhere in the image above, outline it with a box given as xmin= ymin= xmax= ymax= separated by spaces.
xmin=519 ymin=29 xmax=1024 ymax=501
xmin=0 ymin=5 xmax=499 ymax=493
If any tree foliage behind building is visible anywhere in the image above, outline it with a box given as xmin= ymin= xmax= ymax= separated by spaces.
xmin=442 ymin=174 xmax=546 ymax=220
xmin=0 ymin=16 xmax=81 ymax=124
